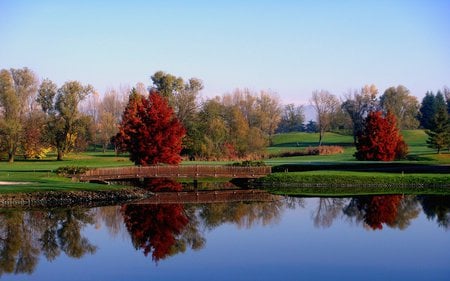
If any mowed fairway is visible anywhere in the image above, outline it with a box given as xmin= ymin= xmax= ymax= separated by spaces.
xmin=267 ymin=130 xmax=450 ymax=165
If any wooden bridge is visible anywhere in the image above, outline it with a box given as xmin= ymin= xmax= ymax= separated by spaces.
xmin=76 ymin=165 xmax=271 ymax=182
xmin=130 ymin=189 xmax=281 ymax=204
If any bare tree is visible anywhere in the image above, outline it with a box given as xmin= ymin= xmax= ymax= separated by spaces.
xmin=310 ymin=90 xmax=340 ymax=145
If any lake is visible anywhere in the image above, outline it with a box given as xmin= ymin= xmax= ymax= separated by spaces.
xmin=0 ymin=190 xmax=449 ymax=280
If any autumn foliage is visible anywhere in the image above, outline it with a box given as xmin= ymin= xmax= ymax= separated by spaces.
xmin=115 ymin=90 xmax=185 ymax=165
xmin=354 ymin=111 xmax=408 ymax=161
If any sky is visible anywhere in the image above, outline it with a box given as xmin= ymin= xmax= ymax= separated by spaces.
xmin=1 ymin=0 xmax=449 ymax=104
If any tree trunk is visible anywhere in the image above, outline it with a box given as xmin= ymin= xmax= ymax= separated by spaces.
xmin=57 ymin=150 xmax=64 ymax=161
xmin=8 ymin=153 xmax=14 ymax=163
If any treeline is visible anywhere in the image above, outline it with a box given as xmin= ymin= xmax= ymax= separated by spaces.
xmin=0 ymin=67 xmax=448 ymax=162
xmin=305 ymin=85 xmax=450 ymax=152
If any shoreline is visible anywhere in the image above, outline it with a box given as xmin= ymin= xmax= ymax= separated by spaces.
xmin=0 ymin=187 xmax=152 ymax=208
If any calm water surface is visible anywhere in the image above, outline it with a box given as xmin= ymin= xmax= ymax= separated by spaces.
xmin=0 ymin=191 xmax=449 ymax=281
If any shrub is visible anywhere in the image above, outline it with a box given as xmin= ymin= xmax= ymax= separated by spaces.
xmin=230 ymin=160 xmax=266 ymax=167
xmin=270 ymin=146 xmax=344 ymax=158
xmin=56 ymin=166 xmax=90 ymax=176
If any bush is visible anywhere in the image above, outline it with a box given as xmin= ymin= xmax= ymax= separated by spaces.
xmin=395 ymin=139 xmax=409 ymax=160
xmin=307 ymin=146 xmax=345 ymax=155
xmin=270 ymin=146 xmax=344 ymax=158
xmin=230 ymin=160 xmax=266 ymax=167
xmin=56 ymin=166 xmax=90 ymax=176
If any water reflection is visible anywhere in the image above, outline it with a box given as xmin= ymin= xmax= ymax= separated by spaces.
xmin=0 ymin=189 xmax=449 ymax=277
xmin=0 ymin=208 xmax=96 ymax=276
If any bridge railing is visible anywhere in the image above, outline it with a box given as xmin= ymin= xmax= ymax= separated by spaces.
xmin=78 ymin=165 xmax=271 ymax=181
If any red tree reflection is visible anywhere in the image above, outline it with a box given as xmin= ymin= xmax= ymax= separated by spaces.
xmin=121 ymin=179 xmax=188 ymax=262
xmin=364 ymin=195 xmax=403 ymax=230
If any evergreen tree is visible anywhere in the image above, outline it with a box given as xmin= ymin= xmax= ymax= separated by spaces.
xmin=419 ymin=91 xmax=437 ymax=129
xmin=426 ymin=92 xmax=450 ymax=153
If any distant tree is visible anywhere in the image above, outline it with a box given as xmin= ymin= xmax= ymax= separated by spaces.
xmin=150 ymin=71 xmax=184 ymax=104
xmin=0 ymin=67 xmax=38 ymax=162
xmin=426 ymin=92 xmax=450 ymax=153
xmin=305 ymin=120 xmax=318 ymax=133
xmin=355 ymin=111 xmax=407 ymax=161
xmin=254 ymin=90 xmax=282 ymax=143
xmin=342 ymin=84 xmax=379 ymax=144
xmin=419 ymin=91 xmax=437 ymax=129
xmin=380 ymin=85 xmax=419 ymax=129
xmin=310 ymin=90 xmax=340 ymax=145
xmin=444 ymin=87 xmax=450 ymax=115
xmin=115 ymin=90 xmax=185 ymax=165
xmin=276 ymin=104 xmax=305 ymax=133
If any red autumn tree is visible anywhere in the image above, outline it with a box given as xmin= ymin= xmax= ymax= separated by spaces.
xmin=354 ymin=111 xmax=408 ymax=161
xmin=115 ymin=89 xmax=185 ymax=165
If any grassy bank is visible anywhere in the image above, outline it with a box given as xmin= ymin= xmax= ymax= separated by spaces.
xmin=257 ymin=171 xmax=450 ymax=196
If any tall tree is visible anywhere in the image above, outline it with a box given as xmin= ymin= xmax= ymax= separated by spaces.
xmin=419 ymin=91 xmax=437 ymax=129
xmin=310 ymin=90 xmax=340 ymax=146
xmin=342 ymin=84 xmax=379 ymax=144
xmin=37 ymin=80 xmax=93 ymax=160
xmin=380 ymin=85 xmax=420 ymax=129
xmin=151 ymin=71 xmax=203 ymax=156
xmin=426 ymin=92 xmax=450 ymax=153
xmin=276 ymin=103 xmax=305 ymax=133
xmin=0 ymin=68 xmax=38 ymax=162
xmin=254 ymin=90 xmax=282 ymax=144
xmin=355 ymin=111 xmax=407 ymax=161
xmin=150 ymin=71 xmax=184 ymax=104
xmin=115 ymin=90 xmax=185 ymax=165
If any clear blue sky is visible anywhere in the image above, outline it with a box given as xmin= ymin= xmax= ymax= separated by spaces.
xmin=1 ymin=0 xmax=449 ymax=103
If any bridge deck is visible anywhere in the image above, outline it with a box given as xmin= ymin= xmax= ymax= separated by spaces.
xmin=77 ymin=165 xmax=271 ymax=182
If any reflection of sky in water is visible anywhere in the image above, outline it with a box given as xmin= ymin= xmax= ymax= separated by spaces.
xmin=2 ymin=197 xmax=449 ymax=281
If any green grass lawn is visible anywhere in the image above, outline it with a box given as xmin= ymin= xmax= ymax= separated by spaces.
xmin=267 ymin=130 xmax=450 ymax=165
xmin=0 ymin=130 xmax=448 ymax=194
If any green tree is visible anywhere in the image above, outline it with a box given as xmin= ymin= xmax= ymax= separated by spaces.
xmin=419 ymin=91 xmax=437 ymax=129
xmin=342 ymin=84 xmax=379 ymax=144
xmin=380 ymin=85 xmax=419 ymax=129
xmin=37 ymin=80 xmax=93 ymax=160
xmin=151 ymin=71 xmax=203 ymax=156
xmin=0 ymin=68 xmax=38 ymax=162
xmin=276 ymin=103 xmax=305 ymax=133
xmin=426 ymin=92 xmax=450 ymax=153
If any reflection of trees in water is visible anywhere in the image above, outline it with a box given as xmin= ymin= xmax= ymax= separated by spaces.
xmin=343 ymin=195 xmax=421 ymax=230
xmin=0 ymin=208 xmax=96 ymax=277
xmin=313 ymin=198 xmax=348 ymax=228
xmin=121 ymin=203 xmax=189 ymax=262
xmin=419 ymin=195 xmax=450 ymax=229
xmin=199 ymin=200 xmax=285 ymax=229
xmin=2 ymin=192 xmax=449 ymax=274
